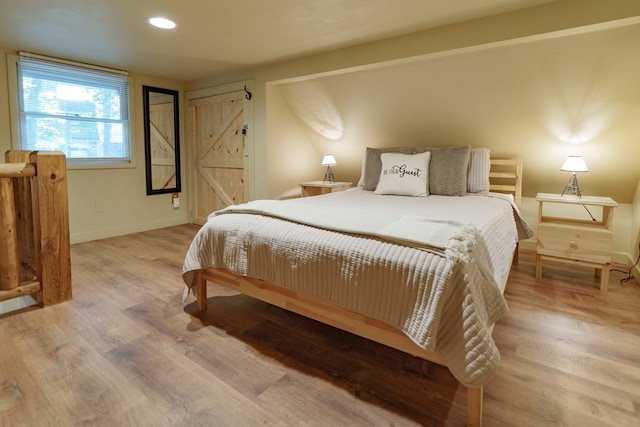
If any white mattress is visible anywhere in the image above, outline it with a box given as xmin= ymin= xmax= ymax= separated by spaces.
xmin=183 ymin=189 xmax=532 ymax=387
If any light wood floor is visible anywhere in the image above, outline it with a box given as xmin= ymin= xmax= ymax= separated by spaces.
xmin=1 ymin=224 xmax=639 ymax=426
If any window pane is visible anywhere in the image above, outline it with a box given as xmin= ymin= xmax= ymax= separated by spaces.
xmin=18 ymin=57 xmax=130 ymax=163
xmin=22 ymin=76 xmax=123 ymax=120
xmin=22 ymin=115 xmax=127 ymax=158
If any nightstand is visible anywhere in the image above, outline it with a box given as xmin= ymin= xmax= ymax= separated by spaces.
xmin=535 ymin=193 xmax=618 ymax=291
xmin=299 ymin=181 xmax=353 ymax=197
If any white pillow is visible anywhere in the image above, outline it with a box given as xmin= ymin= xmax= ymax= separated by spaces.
xmin=468 ymin=147 xmax=491 ymax=194
xmin=374 ymin=151 xmax=430 ymax=196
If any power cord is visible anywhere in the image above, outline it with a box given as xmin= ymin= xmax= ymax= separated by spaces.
xmin=582 ymin=205 xmax=638 ymax=285
xmin=611 ymin=243 xmax=640 ymax=285
xmin=582 ymin=204 xmax=596 ymax=221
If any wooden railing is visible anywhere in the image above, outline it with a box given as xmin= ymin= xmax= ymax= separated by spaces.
xmin=0 ymin=150 xmax=71 ymax=308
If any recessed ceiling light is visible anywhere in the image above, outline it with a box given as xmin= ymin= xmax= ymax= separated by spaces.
xmin=149 ymin=17 xmax=176 ymax=29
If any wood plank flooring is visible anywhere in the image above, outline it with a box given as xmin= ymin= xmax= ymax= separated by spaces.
xmin=1 ymin=224 xmax=639 ymax=426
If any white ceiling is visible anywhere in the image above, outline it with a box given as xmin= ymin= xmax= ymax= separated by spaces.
xmin=0 ymin=0 xmax=555 ymax=82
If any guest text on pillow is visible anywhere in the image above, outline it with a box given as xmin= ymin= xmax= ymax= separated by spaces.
xmin=374 ymin=152 xmax=430 ymax=197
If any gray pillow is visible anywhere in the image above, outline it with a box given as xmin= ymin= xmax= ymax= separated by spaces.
xmin=363 ymin=147 xmax=415 ymax=191
xmin=467 ymin=147 xmax=491 ymax=194
xmin=363 ymin=145 xmax=471 ymax=195
xmin=414 ymin=146 xmax=471 ymax=196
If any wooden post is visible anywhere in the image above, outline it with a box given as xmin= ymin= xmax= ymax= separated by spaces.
xmin=197 ymin=272 xmax=207 ymax=311
xmin=467 ymin=387 xmax=483 ymax=427
xmin=32 ymin=151 xmax=72 ymax=305
xmin=5 ymin=150 xmax=38 ymax=286
xmin=0 ymin=177 xmax=20 ymax=290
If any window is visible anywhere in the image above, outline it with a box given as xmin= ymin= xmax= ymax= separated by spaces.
xmin=17 ymin=55 xmax=131 ymax=165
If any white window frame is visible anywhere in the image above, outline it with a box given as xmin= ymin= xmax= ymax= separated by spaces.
xmin=6 ymin=52 xmax=135 ymax=169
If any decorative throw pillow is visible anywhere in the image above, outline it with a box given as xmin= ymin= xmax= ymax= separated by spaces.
xmin=374 ymin=151 xmax=430 ymax=197
xmin=467 ymin=147 xmax=491 ymax=194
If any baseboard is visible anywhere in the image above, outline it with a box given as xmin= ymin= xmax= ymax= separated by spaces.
xmin=627 ymin=253 xmax=640 ymax=285
xmin=632 ymin=265 xmax=640 ymax=284
xmin=70 ymin=217 xmax=190 ymax=244
xmin=612 ymin=251 xmax=630 ymax=266
xmin=0 ymin=295 xmax=37 ymax=316
xmin=519 ymin=239 xmax=536 ymax=252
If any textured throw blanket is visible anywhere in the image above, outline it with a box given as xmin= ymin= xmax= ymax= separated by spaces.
xmin=215 ymin=199 xmax=464 ymax=253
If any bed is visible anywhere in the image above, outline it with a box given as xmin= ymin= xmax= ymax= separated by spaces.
xmin=182 ymin=146 xmax=531 ymax=426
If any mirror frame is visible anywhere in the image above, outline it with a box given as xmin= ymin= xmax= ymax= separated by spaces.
xmin=143 ymin=85 xmax=181 ymax=195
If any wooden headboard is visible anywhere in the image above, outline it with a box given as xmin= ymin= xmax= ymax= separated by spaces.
xmin=489 ymin=159 xmax=523 ymax=208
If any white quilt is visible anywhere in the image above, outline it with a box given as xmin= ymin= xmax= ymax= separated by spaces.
xmin=182 ymin=189 xmax=533 ymax=387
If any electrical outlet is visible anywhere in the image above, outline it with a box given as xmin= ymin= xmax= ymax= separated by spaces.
xmin=172 ymin=193 xmax=180 ymax=208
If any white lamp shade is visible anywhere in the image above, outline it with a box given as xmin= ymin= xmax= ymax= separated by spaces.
xmin=560 ymin=156 xmax=588 ymax=172
xmin=321 ymin=154 xmax=336 ymax=166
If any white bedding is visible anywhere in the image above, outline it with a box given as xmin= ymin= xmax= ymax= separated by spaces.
xmin=182 ymin=189 xmax=532 ymax=387
xmin=214 ymin=198 xmax=467 ymax=253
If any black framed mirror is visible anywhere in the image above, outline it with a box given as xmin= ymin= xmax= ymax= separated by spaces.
xmin=143 ymin=85 xmax=181 ymax=195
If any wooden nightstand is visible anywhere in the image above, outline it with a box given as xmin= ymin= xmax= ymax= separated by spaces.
xmin=299 ymin=181 xmax=353 ymax=197
xmin=535 ymin=193 xmax=618 ymax=291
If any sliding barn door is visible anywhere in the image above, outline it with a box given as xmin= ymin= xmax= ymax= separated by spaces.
xmin=189 ymin=91 xmax=249 ymax=224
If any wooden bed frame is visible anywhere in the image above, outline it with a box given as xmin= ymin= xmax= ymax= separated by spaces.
xmin=195 ymin=158 xmax=523 ymax=427
xmin=0 ymin=150 xmax=71 ymax=309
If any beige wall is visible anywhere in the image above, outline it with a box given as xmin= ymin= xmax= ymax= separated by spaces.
xmin=273 ymin=23 xmax=640 ymax=201
xmin=2 ymin=0 xmax=639 ymax=263
xmin=187 ymin=0 xmax=640 ymax=201
xmin=187 ymin=0 xmax=640 ymax=262
xmin=0 ymin=49 xmax=189 ymax=243
xmin=266 ymin=24 xmax=640 ymax=262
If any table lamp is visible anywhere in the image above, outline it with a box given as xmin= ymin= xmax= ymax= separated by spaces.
xmin=560 ymin=155 xmax=588 ymax=197
xmin=322 ymin=154 xmax=336 ymax=183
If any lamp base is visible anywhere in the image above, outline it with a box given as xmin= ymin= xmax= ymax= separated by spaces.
xmin=323 ymin=166 xmax=335 ymax=183
xmin=561 ymin=172 xmax=582 ymax=198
